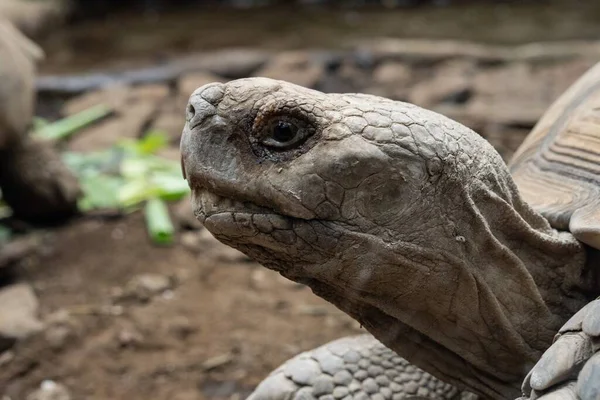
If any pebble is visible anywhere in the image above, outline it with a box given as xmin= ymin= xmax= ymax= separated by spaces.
xmin=26 ymin=380 xmax=71 ymax=400
xmin=43 ymin=309 xmax=78 ymax=350
xmin=0 ymin=283 xmax=43 ymax=351
xmin=123 ymin=273 xmax=173 ymax=302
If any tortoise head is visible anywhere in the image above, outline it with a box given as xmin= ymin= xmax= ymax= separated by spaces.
xmin=180 ymin=78 xmax=588 ymax=399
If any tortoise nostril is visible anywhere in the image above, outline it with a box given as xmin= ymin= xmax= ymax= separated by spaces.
xmin=186 ymin=103 xmax=196 ymax=122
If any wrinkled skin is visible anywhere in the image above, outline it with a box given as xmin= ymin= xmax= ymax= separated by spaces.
xmin=180 ymin=78 xmax=600 ymax=399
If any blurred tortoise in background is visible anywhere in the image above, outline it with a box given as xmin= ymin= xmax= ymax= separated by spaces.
xmin=180 ymin=59 xmax=600 ymax=400
xmin=0 ymin=19 xmax=80 ymax=223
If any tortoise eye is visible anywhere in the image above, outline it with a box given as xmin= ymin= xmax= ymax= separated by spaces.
xmin=261 ymin=118 xmax=310 ymax=150
xmin=272 ymin=121 xmax=297 ymax=143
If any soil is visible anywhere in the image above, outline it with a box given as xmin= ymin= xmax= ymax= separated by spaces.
xmin=1 ymin=212 xmax=362 ymax=399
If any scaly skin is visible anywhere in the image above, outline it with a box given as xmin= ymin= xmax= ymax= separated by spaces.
xmin=180 ymin=78 xmax=599 ymax=399
xmin=247 ymin=334 xmax=476 ymax=400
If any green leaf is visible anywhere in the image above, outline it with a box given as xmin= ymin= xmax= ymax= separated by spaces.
xmin=32 ymin=117 xmax=50 ymax=131
xmin=35 ymin=104 xmax=112 ymax=141
xmin=118 ymin=180 xmax=157 ymax=208
xmin=120 ymin=158 xmax=150 ymax=180
xmin=78 ymin=174 xmax=124 ymax=211
xmin=58 ymin=130 xmax=186 ymax=236
xmin=118 ymin=130 xmax=170 ymax=156
xmin=137 ymin=130 xmax=170 ymax=154
xmin=144 ymin=197 xmax=175 ymax=245
xmin=152 ymin=173 xmax=191 ymax=201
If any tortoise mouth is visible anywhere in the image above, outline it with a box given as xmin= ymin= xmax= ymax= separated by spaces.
xmin=192 ymin=189 xmax=301 ymax=238
xmin=193 ymin=189 xmax=279 ymax=222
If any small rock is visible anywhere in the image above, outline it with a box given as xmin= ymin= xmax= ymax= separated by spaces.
xmin=44 ymin=325 xmax=72 ymax=350
xmin=0 ymin=350 xmax=14 ymax=366
xmin=26 ymin=380 xmax=71 ymax=400
xmin=0 ymin=283 xmax=43 ymax=351
xmin=250 ymin=268 xmax=269 ymax=290
xmin=123 ymin=273 xmax=174 ymax=302
xmin=43 ymin=309 xmax=79 ymax=350
xmin=180 ymin=231 xmax=203 ymax=254
xmin=117 ymin=328 xmax=144 ymax=347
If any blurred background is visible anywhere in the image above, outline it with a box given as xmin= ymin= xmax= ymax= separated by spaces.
xmin=1 ymin=0 xmax=599 ymax=399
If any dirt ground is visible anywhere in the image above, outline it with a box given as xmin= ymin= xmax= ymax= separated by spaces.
xmin=1 ymin=211 xmax=363 ymax=399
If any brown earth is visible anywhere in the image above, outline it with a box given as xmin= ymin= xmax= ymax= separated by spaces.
xmin=1 ymin=212 xmax=363 ymax=400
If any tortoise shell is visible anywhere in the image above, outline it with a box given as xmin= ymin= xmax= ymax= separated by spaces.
xmin=0 ymin=20 xmax=42 ymax=149
xmin=509 ymin=61 xmax=600 ymax=249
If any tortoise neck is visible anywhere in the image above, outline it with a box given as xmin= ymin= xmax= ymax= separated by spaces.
xmin=511 ymin=209 xmax=598 ymax=321
xmin=394 ymin=168 xmax=593 ymax=399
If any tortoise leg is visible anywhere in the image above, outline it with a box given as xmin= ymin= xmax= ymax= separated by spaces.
xmin=0 ymin=136 xmax=81 ymax=223
xmin=570 ymin=204 xmax=600 ymax=249
xmin=521 ymin=299 xmax=600 ymax=400
xmin=247 ymin=334 xmax=472 ymax=400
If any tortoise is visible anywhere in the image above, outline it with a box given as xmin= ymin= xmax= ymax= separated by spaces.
xmin=0 ymin=19 xmax=80 ymax=223
xmin=180 ymin=60 xmax=600 ymax=400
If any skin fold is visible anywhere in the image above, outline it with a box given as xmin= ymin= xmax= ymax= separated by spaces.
xmin=180 ymin=78 xmax=600 ymax=400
